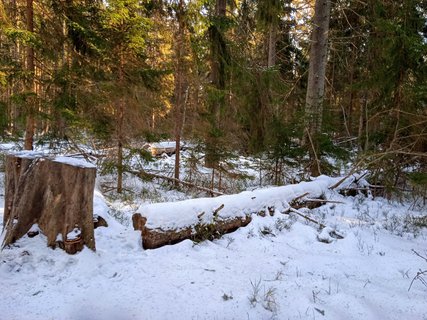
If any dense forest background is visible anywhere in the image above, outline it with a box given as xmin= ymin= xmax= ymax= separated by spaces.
xmin=0 ymin=0 xmax=426 ymax=193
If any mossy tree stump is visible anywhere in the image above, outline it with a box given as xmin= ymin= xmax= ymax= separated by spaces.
xmin=2 ymin=153 xmax=96 ymax=254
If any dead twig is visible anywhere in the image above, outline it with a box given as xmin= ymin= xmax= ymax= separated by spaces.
xmin=412 ymin=249 xmax=427 ymax=263
xmin=288 ymin=207 xmax=344 ymax=240
xmin=408 ymin=270 xmax=427 ymax=291
xmin=408 ymin=250 xmax=427 ymax=291
xmin=288 ymin=207 xmax=326 ymax=229
xmin=213 ymin=204 xmax=225 ymax=217
xmin=292 ymin=192 xmax=310 ymax=203
xmin=305 ymin=199 xmax=345 ymax=204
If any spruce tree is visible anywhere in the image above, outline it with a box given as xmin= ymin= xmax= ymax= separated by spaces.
xmin=100 ymin=0 xmax=153 ymax=192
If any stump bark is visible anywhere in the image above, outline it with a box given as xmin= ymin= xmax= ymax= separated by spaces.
xmin=2 ymin=153 xmax=96 ymax=254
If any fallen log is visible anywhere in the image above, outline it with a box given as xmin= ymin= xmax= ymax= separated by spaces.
xmin=132 ymin=176 xmax=345 ymax=249
xmin=144 ymin=142 xmax=180 ymax=157
xmin=1 ymin=153 xmax=97 ymax=254
xmin=133 ymin=212 xmax=252 ymax=249
xmin=133 ymin=194 xmax=331 ymax=249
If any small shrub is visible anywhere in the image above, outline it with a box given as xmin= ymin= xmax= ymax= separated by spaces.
xmin=222 ymin=293 xmax=233 ymax=301
xmin=248 ymin=278 xmax=262 ymax=307
xmin=248 ymin=278 xmax=279 ymax=313
xmin=409 ymin=250 xmax=427 ymax=292
xmin=262 ymin=287 xmax=278 ymax=313
xmin=259 ymin=226 xmax=275 ymax=237
xmin=274 ymin=218 xmax=293 ymax=232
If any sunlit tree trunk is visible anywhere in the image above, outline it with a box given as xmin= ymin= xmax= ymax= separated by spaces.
xmin=173 ymin=0 xmax=187 ymax=186
xmin=24 ymin=0 xmax=35 ymax=150
xmin=304 ymin=0 xmax=331 ymax=176
xmin=267 ymin=23 xmax=277 ymax=68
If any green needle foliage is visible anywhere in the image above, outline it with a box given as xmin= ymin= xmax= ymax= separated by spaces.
xmin=0 ymin=0 xmax=425 ymax=191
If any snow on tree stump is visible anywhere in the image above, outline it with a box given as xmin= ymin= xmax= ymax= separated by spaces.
xmin=2 ymin=153 xmax=97 ymax=254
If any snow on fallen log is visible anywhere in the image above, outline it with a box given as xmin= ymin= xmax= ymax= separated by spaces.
xmin=143 ymin=141 xmax=183 ymax=157
xmin=133 ymin=175 xmax=350 ymax=249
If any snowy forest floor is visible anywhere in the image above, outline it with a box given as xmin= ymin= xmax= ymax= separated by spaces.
xmin=0 ymin=142 xmax=426 ymax=320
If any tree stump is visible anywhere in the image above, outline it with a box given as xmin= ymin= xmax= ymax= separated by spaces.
xmin=2 ymin=153 xmax=96 ymax=254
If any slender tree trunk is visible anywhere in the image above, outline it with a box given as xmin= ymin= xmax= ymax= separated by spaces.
xmin=205 ymin=0 xmax=227 ymax=168
xmin=358 ymin=90 xmax=369 ymax=152
xmin=267 ymin=23 xmax=277 ymax=68
xmin=11 ymin=0 xmax=18 ymax=134
xmin=173 ymin=0 xmax=187 ymax=186
xmin=54 ymin=18 xmax=67 ymax=139
xmin=174 ymin=130 xmax=181 ymax=186
xmin=117 ymin=53 xmax=124 ymax=193
xmin=347 ymin=51 xmax=356 ymax=137
xmin=24 ymin=0 xmax=35 ymax=150
xmin=117 ymin=109 xmax=124 ymax=194
xmin=151 ymin=110 xmax=156 ymax=129
xmin=304 ymin=0 xmax=331 ymax=176
xmin=1 ymin=2 xmax=12 ymax=133
xmin=216 ymin=0 xmax=226 ymax=16
xmin=390 ymin=69 xmax=404 ymax=148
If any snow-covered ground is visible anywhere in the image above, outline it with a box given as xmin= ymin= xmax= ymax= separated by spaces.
xmin=0 ymin=146 xmax=426 ymax=320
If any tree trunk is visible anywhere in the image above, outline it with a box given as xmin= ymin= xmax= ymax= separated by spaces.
xmin=304 ymin=0 xmax=331 ymax=176
xmin=117 ymin=53 xmax=124 ymax=193
xmin=2 ymin=154 xmax=97 ymax=254
xmin=24 ymin=0 xmax=35 ymax=150
xmin=358 ymin=90 xmax=369 ymax=152
xmin=215 ymin=0 xmax=226 ymax=16
xmin=267 ymin=23 xmax=277 ymax=68
xmin=205 ymin=0 xmax=227 ymax=168
xmin=173 ymin=0 xmax=187 ymax=186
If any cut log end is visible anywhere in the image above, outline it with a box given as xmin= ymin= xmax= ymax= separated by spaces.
xmin=132 ymin=213 xmax=147 ymax=231
xmin=94 ymin=215 xmax=108 ymax=229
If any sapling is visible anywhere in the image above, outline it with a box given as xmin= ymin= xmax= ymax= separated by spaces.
xmin=262 ymin=286 xmax=278 ymax=313
xmin=248 ymin=278 xmax=262 ymax=307
xmin=408 ymin=250 xmax=427 ymax=291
